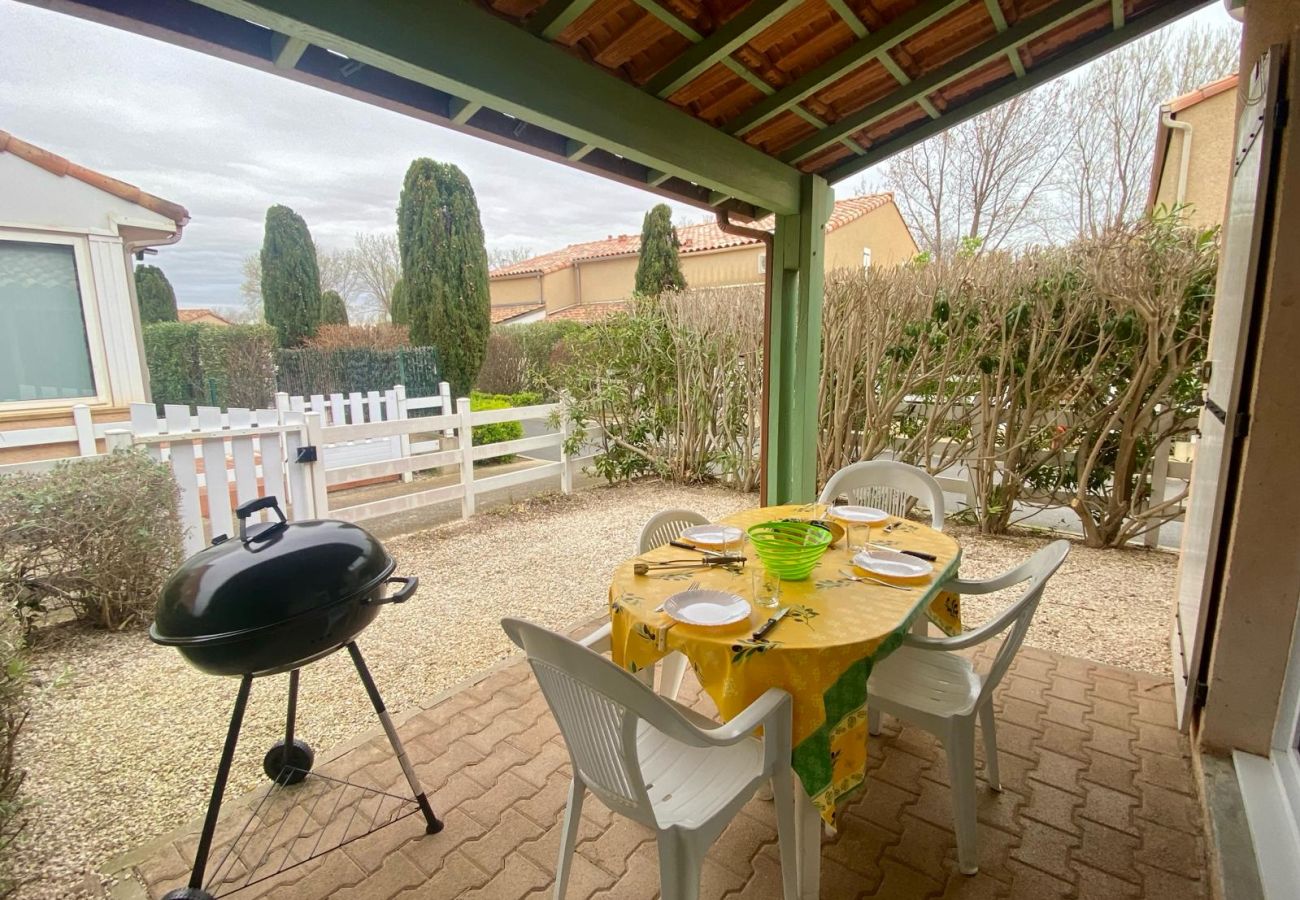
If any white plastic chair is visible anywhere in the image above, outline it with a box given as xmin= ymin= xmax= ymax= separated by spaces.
xmin=636 ymin=509 xmax=709 ymax=701
xmin=501 ymin=618 xmax=800 ymax=900
xmin=818 ymin=459 xmax=946 ymax=530
xmin=865 ymin=540 xmax=1070 ymax=875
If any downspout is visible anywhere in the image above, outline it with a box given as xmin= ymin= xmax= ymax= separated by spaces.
xmin=118 ymin=218 xmax=187 ymax=407
xmin=1162 ymin=111 xmax=1194 ymax=206
xmin=716 ymin=209 xmax=774 ymax=505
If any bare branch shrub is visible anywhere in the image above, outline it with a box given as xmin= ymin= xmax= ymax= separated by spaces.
xmin=304 ymin=323 xmax=411 ymax=351
xmin=0 ymin=613 xmax=27 ymax=898
xmin=0 ymin=451 xmax=184 ymax=631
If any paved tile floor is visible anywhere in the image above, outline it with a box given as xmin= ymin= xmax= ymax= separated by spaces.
xmin=123 ymin=636 xmax=1208 ymax=900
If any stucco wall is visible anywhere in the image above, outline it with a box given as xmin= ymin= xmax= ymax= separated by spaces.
xmin=1154 ymin=88 xmax=1237 ymax=229
xmin=489 ymin=273 xmax=542 ymax=305
xmin=1198 ymin=5 xmax=1300 ymax=756
xmin=825 ymin=203 xmax=919 ymax=271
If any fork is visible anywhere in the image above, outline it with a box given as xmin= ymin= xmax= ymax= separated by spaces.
xmin=838 ymin=568 xmax=916 ymax=591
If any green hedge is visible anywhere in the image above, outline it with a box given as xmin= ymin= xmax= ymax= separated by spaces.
xmin=143 ymin=322 xmax=277 ymax=409
xmin=275 ymin=346 xmax=442 ymax=398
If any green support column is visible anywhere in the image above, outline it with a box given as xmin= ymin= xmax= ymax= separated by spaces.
xmin=765 ymin=174 xmax=832 ymax=505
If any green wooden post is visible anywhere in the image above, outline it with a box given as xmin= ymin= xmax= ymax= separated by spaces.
xmin=765 ymin=173 xmax=831 ymax=505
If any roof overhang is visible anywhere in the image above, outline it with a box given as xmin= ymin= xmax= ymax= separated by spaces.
xmin=22 ymin=0 xmax=1212 ymax=218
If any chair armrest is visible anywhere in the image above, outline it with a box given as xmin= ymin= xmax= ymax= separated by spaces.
xmin=944 ymin=574 xmax=1025 ymax=595
xmin=578 ymin=622 xmax=612 ymax=653
xmin=902 ymin=630 xmax=986 ymax=652
xmin=698 ymin=688 xmax=792 ymax=746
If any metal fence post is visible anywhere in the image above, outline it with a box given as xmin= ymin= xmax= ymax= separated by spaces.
xmin=457 ymin=397 xmax=475 ymax=518
xmin=303 ymin=412 xmax=330 ymax=519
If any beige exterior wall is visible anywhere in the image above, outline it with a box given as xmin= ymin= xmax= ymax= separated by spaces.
xmin=489 ymin=200 xmax=918 ymax=311
xmin=1198 ymin=6 xmax=1300 ymax=756
xmin=1153 ymin=89 xmax=1237 ymax=230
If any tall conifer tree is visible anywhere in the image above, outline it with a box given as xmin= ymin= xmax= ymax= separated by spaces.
xmin=634 ymin=204 xmax=686 ymax=297
xmin=260 ymin=205 xmax=322 ymax=347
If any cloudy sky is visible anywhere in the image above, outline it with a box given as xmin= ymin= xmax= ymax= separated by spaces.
xmin=1 ymin=1 xmax=1232 ymax=312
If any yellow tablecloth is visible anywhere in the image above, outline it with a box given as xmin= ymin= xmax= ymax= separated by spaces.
xmin=608 ymin=504 xmax=961 ymax=824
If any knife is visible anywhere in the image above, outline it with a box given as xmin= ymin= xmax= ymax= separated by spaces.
xmin=752 ymin=607 xmax=790 ymax=641
xmin=863 ymin=541 xmax=937 ymax=562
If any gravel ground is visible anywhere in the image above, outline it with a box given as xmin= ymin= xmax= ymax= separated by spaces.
xmin=11 ymin=480 xmax=1177 ymax=898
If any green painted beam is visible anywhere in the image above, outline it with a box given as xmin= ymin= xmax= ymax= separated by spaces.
xmin=723 ymin=0 xmax=967 ymax=136
xmin=646 ymin=168 xmax=672 ymax=186
xmin=781 ymin=0 xmax=1105 ymax=163
xmin=644 ymin=0 xmax=801 ymax=98
xmin=983 ymin=0 xmax=1026 ymax=78
xmin=876 ymin=53 xmax=941 ymax=119
xmin=270 ymin=32 xmax=307 ymax=69
xmin=1111 ymin=0 xmax=1125 ymax=29
xmin=565 ymin=139 xmax=595 ymax=160
xmin=190 ymin=0 xmax=803 ymax=213
xmin=825 ymin=0 xmax=868 ymax=39
xmin=766 ymin=174 xmax=831 ymax=504
xmin=449 ymin=97 xmax=481 ymax=123
xmin=528 ymin=0 xmax=598 ymax=40
xmin=629 ymin=0 xmax=699 ymax=39
xmin=822 ymin=0 xmax=1206 ymax=184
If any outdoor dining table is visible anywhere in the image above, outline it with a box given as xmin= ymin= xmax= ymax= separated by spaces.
xmin=608 ymin=503 xmax=962 ymax=899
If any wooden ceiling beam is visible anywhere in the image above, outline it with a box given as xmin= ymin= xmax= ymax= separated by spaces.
xmin=527 ymin=0 xmax=599 ymax=40
xmin=782 ymin=0 xmax=1106 ymax=164
xmin=643 ymin=0 xmax=803 ymax=98
xmin=982 ymin=0 xmax=1026 ymax=77
xmin=722 ymin=0 xmax=968 ymax=136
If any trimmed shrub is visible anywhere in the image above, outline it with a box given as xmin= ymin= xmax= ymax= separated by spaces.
xmin=143 ymin=322 xmax=277 ymax=409
xmin=469 ymin=391 xmax=525 ymax=448
xmin=133 ymin=264 xmax=178 ymax=323
xmin=0 ymin=613 xmax=27 ymax=897
xmin=261 ymin=204 xmax=322 ymax=347
xmin=476 ymin=321 xmax=583 ymax=397
xmin=0 ymin=450 xmax=184 ymax=631
xmin=305 ymin=324 xmax=410 ymax=352
xmin=319 ymin=290 xmax=349 ymax=326
xmin=634 ymin=204 xmax=686 ymax=297
xmin=275 ymin=345 xmax=442 ymax=398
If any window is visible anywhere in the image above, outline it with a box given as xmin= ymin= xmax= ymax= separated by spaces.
xmin=758 ymin=252 xmax=766 ymax=274
xmin=862 ymin=247 xmax=873 ymax=269
xmin=0 ymin=241 xmax=97 ymax=403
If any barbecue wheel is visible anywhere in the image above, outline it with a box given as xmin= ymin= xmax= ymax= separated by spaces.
xmin=262 ymin=738 xmax=314 ymax=784
xmin=161 ymin=889 xmax=215 ymax=900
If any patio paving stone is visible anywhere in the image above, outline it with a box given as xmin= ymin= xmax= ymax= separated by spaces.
xmin=117 ymin=638 xmax=1210 ymax=899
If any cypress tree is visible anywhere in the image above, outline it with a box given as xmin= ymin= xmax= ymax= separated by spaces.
xmin=319 ymin=290 xmax=349 ymax=326
xmin=133 ymin=264 xmax=178 ymax=323
xmin=260 ymin=204 xmax=321 ymax=347
xmin=390 ymin=277 xmax=409 ymax=327
xmin=634 ymin=204 xmax=686 ymax=297
xmin=397 ymin=159 xmax=490 ymax=396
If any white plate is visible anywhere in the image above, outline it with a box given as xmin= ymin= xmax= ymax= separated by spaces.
xmin=852 ymin=548 xmax=933 ymax=580
xmin=680 ymin=524 xmax=744 ymax=546
xmin=827 ymin=505 xmax=889 ymax=525
xmin=663 ymin=589 xmax=751 ymax=626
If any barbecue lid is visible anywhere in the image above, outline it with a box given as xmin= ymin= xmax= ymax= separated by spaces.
xmin=151 ymin=497 xmax=395 ymax=644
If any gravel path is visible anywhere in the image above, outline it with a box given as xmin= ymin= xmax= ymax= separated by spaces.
xmin=11 ymin=481 xmax=1177 ymax=898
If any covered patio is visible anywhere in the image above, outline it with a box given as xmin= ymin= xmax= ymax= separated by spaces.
xmin=22 ymin=1 xmax=1300 ymax=899
xmin=113 ymin=623 xmax=1206 ymax=900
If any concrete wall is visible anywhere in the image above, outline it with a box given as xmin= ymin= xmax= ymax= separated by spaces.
xmin=1154 ymin=89 xmax=1238 ymax=229
xmin=1198 ymin=2 xmax=1300 ymax=755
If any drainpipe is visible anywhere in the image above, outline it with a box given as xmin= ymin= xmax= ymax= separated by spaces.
xmin=716 ymin=209 xmax=774 ymax=505
xmin=1161 ymin=111 xmax=1194 ymax=206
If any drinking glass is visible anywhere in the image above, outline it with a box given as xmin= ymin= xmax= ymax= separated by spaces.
xmin=752 ymin=562 xmax=781 ymax=609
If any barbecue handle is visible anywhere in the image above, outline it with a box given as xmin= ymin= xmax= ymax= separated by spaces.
xmin=236 ymin=496 xmax=287 ymax=543
xmin=368 ymin=576 xmax=419 ymax=605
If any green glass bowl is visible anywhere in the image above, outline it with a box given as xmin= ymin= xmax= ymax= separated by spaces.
xmin=747 ymin=520 xmax=833 ymax=580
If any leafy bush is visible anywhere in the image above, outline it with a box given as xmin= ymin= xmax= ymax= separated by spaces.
xmin=143 ymin=322 xmax=277 ymax=409
xmin=0 ymin=614 xmax=27 ymax=897
xmin=305 ymin=324 xmax=410 ymax=351
xmin=275 ymin=345 xmax=442 ymax=398
xmin=469 ymin=391 xmax=525 ymax=448
xmin=476 ymin=321 xmax=583 ymax=396
xmin=319 ymin=290 xmax=349 ymax=326
xmin=133 ymin=264 xmax=178 ymax=323
xmin=0 ymin=451 xmax=184 ymax=631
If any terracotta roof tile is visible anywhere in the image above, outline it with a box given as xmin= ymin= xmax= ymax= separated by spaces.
xmin=1165 ymin=72 xmax=1238 ymax=114
xmin=490 ymin=302 xmax=544 ymax=324
xmin=177 ymin=308 xmax=232 ymax=325
xmin=0 ymin=129 xmax=190 ymax=228
xmin=546 ymin=301 xmax=629 ymax=322
xmin=490 ymin=193 xmax=894 ymax=278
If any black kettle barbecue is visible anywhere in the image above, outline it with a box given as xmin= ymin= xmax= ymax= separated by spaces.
xmin=151 ymin=497 xmax=442 ymax=900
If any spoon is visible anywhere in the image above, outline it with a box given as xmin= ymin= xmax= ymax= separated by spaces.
xmin=838 ymin=568 xmax=916 ymax=591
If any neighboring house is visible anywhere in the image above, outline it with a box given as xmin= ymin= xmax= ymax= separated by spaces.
xmin=1148 ymin=72 xmax=1238 ymax=229
xmin=0 ymin=129 xmax=188 ymax=465
xmin=178 ymin=307 xmax=233 ymax=326
xmin=488 ymin=193 xmax=916 ymax=324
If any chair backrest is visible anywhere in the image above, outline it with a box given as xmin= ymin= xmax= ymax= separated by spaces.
xmin=972 ymin=540 xmax=1070 ymax=706
xmin=818 ymin=460 xmax=946 ymax=530
xmin=500 ymin=617 xmax=713 ymax=826
xmin=637 ymin=508 xmax=709 ymax=553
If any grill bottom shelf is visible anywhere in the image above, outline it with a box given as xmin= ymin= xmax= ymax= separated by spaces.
xmin=200 ymin=767 xmax=419 ymax=897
